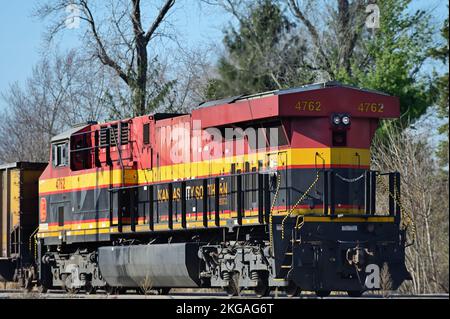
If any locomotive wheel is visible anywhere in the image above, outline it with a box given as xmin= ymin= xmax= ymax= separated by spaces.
xmin=66 ymin=286 xmax=80 ymax=294
xmin=23 ymin=277 xmax=33 ymax=292
xmin=66 ymin=287 xmax=80 ymax=294
xmin=254 ymin=273 xmax=270 ymax=298
xmin=61 ymin=274 xmax=80 ymax=294
xmin=18 ymin=276 xmax=26 ymax=289
xmin=315 ymin=290 xmax=331 ymax=298
xmin=60 ymin=274 xmax=69 ymax=292
xmin=157 ymin=288 xmax=171 ymax=295
xmin=105 ymin=284 xmax=117 ymax=295
xmin=117 ymin=288 xmax=127 ymax=294
xmin=21 ymin=270 xmax=34 ymax=292
xmin=136 ymin=287 xmax=145 ymax=295
xmin=285 ymin=281 xmax=301 ymax=297
xmin=85 ymin=282 xmax=97 ymax=295
xmin=254 ymin=282 xmax=270 ymax=298
xmin=37 ymin=284 xmax=48 ymax=294
xmin=347 ymin=290 xmax=364 ymax=297
xmin=225 ymin=272 xmax=242 ymax=297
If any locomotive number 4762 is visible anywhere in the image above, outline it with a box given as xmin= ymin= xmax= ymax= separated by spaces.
xmin=56 ymin=178 xmax=66 ymax=190
xmin=358 ymin=102 xmax=384 ymax=113
xmin=295 ymin=100 xmax=321 ymax=112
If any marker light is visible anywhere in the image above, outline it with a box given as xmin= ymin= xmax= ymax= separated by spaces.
xmin=342 ymin=115 xmax=350 ymax=125
xmin=332 ymin=115 xmax=341 ymax=125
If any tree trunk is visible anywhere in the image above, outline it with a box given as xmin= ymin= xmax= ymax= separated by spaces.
xmin=134 ymin=40 xmax=148 ymax=115
xmin=132 ymin=0 xmax=149 ymax=116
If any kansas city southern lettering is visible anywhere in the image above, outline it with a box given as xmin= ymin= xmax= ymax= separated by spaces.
xmin=157 ymin=182 xmax=228 ymax=201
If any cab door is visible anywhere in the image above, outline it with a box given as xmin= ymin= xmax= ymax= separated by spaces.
xmin=265 ymin=151 xmax=288 ymax=215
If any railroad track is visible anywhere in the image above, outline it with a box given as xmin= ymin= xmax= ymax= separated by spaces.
xmin=0 ymin=289 xmax=448 ymax=299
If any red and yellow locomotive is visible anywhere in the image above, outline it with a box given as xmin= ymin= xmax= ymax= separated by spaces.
xmin=26 ymin=82 xmax=411 ymax=296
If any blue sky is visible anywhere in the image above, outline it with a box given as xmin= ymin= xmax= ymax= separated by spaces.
xmin=0 ymin=0 xmax=447 ymax=111
xmin=0 ymin=2 xmax=46 ymax=104
xmin=0 ymin=1 xmax=229 ymax=110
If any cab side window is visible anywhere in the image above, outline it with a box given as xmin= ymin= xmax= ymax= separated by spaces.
xmin=52 ymin=142 xmax=69 ymax=167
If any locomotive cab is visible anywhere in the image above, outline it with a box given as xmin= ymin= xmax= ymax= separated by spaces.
xmin=267 ymin=83 xmax=411 ymax=294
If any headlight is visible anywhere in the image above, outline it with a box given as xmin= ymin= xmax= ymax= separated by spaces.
xmin=342 ymin=115 xmax=350 ymax=125
xmin=332 ymin=115 xmax=341 ymax=125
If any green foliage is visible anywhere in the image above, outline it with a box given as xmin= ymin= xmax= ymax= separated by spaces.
xmin=338 ymin=0 xmax=435 ymax=127
xmin=145 ymin=60 xmax=177 ymax=115
xmin=209 ymin=0 xmax=437 ymax=130
xmin=429 ymin=13 xmax=449 ymax=167
xmin=105 ymin=58 xmax=176 ymax=120
xmin=206 ymin=0 xmax=313 ymax=99
xmin=150 ymin=79 xmax=177 ymax=113
xmin=104 ymin=89 xmax=130 ymax=120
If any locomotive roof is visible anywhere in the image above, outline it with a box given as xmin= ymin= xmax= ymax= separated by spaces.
xmin=0 ymin=161 xmax=47 ymax=170
xmin=50 ymin=81 xmax=398 ymax=143
xmin=197 ymin=81 xmax=391 ymax=109
xmin=51 ymin=123 xmax=90 ymax=142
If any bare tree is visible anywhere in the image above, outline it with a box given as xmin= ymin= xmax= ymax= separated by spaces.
xmin=372 ymin=124 xmax=449 ymax=294
xmin=287 ymin=0 xmax=367 ymax=79
xmin=139 ymin=273 xmax=153 ymax=296
xmin=0 ymin=50 xmax=110 ymax=163
xmin=36 ymin=0 xmax=176 ymax=116
xmin=165 ymin=47 xmax=216 ymax=112
xmin=380 ymin=263 xmax=393 ymax=298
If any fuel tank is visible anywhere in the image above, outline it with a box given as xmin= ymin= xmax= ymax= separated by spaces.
xmin=98 ymin=243 xmax=202 ymax=288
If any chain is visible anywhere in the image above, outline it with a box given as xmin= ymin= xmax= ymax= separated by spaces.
xmin=376 ymin=174 xmax=416 ymax=246
xmin=335 ymin=173 xmax=365 ymax=183
xmin=281 ymin=171 xmax=320 ymax=239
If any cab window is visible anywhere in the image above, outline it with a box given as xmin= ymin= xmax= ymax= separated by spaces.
xmin=52 ymin=142 xmax=69 ymax=167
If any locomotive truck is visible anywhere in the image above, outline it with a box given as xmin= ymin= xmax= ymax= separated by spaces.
xmin=0 ymin=81 xmax=411 ymax=297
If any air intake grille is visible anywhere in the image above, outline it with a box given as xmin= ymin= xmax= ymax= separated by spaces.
xmin=120 ymin=122 xmax=129 ymax=145
xmin=100 ymin=127 xmax=108 ymax=147
xmin=110 ymin=125 xmax=119 ymax=147
xmin=143 ymin=123 xmax=150 ymax=145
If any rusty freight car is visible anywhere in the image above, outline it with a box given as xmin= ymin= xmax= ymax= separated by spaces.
xmin=0 ymin=162 xmax=46 ymax=286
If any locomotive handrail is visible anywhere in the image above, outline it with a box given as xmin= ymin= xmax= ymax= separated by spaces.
xmin=107 ymin=170 xmax=267 ymax=232
xmin=69 ymin=127 xmax=127 ymax=152
xmin=70 ymin=126 xmax=112 ymax=137
xmin=105 ymin=168 xmax=403 ymax=236
xmin=69 ymin=144 xmax=109 ymax=153
xmin=281 ymin=171 xmax=321 ymax=239
xmin=106 ymin=170 xmax=263 ymax=192
xmin=376 ymin=171 xmax=416 ymax=246
xmin=108 ymin=126 xmax=126 ymax=232
xmin=377 ymin=172 xmax=393 ymax=176
xmin=29 ymin=227 xmax=39 ymax=261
